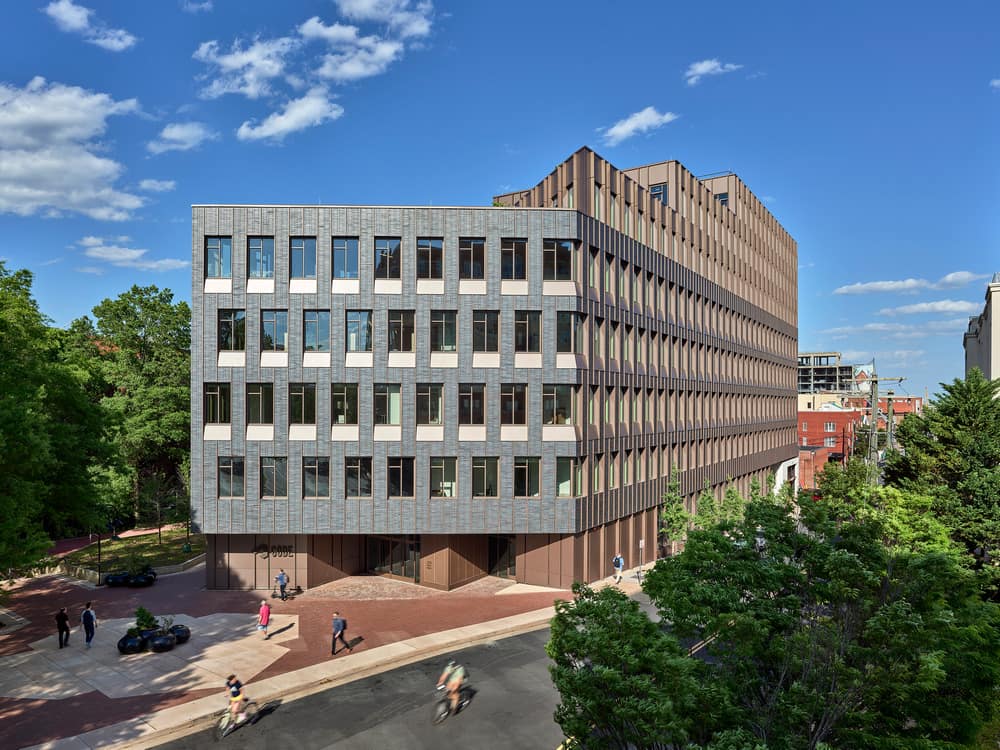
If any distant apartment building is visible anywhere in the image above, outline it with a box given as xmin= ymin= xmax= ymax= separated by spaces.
xmin=797 ymin=406 xmax=864 ymax=488
xmin=844 ymin=394 xmax=923 ymax=431
xmin=190 ymin=146 xmax=798 ymax=591
xmin=964 ymin=273 xmax=1000 ymax=380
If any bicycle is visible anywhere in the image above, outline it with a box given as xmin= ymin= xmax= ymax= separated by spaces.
xmin=215 ymin=700 xmax=258 ymax=740
xmin=432 ymin=684 xmax=472 ymax=725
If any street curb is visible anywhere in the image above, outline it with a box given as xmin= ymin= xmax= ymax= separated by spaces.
xmin=34 ymin=606 xmax=556 ymax=750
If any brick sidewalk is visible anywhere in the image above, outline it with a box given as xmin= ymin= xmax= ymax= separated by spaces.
xmin=0 ymin=568 xmax=568 ymax=749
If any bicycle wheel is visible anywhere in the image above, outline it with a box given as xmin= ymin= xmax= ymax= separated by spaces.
xmin=432 ymin=698 xmax=451 ymax=725
xmin=215 ymin=712 xmax=232 ymax=741
xmin=243 ymin=701 xmax=259 ymax=725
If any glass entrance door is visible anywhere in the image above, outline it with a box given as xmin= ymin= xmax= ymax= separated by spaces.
xmin=488 ymin=535 xmax=516 ymax=578
xmin=367 ymin=535 xmax=420 ymax=583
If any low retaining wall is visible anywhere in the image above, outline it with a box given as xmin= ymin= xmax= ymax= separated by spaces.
xmin=22 ymin=554 xmax=206 ymax=585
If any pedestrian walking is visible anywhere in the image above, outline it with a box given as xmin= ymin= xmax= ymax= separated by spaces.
xmin=331 ymin=611 xmax=352 ymax=655
xmin=612 ymin=552 xmax=625 ymax=585
xmin=274 ymin=569 xmax=289 ymax=601
xmin=81 ymin=602 xmax=97 ymax=649
xmin=257 ymin=600 xmax=271 ymax=639
xmin=55 ymin=607 xmax=70 ymax=648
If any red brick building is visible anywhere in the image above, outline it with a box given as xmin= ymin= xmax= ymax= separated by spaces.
xmin=797 ymin=408 xmax=865 ymax=488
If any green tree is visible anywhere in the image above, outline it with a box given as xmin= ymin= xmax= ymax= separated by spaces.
xmin=884 ymin=369 xmax=1000 ymax=556
xmin=92 ymin=286 xmax=190 ymax=526
xmin=0 ymin=263 xmax=54 ymax=569
xmin=643 ymin=492 xmax=1000 ymax=748
xmin=547 ymin=583 xmax=704 ymax=749
xmin=659 ymin=468 xmax=691 ymax=545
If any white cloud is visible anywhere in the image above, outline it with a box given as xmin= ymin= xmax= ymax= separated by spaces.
xmin=77 ymin=237 xmax=189 ymax=272
xmin=147 ymin=122 xmax=217 ymax=154
xmin=601 ymin=106 xmax=679 ymax=147
xmin=834 ymin=270 xmax=988 ymax=295
xmin=181 ymin=0 xmax=213 ymax=12
xmin=76 ymin=265 xmax=106 ymax=275
xmin=877 ymin=300 xmax=981 ymax=316
xmin=991 ymin=79 xmax=1000 ymax=89
xmin=138 ymin=179 xmax=176 ymax=192
xmin=822 ymin=318 xmax=968 ymax=339
xmin=0 ymin=77 xmax=142 ymax=220
xmin=194 ymin=36 xmax=299 ymax=99
xmin=299 ymin=17 xmax=361 ymax=45
xmin=44 ymin=0 xmax=137 ymax=52
xmin=936 ymin=270 xmax=988 ymax=288
xmin=335 ymin=0 xmax=433 ymax=39
xmin=317 ymin=39 xmax=403 ymax=83
xmin=684 ymin=58 xmax=742 ymax=86
xmin=237 ymin=87 xmax=344 ymax=142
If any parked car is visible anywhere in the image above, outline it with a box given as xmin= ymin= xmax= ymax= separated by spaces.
xmin=102 ymin=565 xmax=158 ymax=587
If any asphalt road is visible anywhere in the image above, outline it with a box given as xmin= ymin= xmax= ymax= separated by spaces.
xmin=153 ymin=628 xmax=564 ymax=750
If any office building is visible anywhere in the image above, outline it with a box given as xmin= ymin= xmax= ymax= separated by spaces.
xmin=965 ymin=273 xmax=1000 ymax=379
xmin=191 ymin=146 xmax=798 ymax=590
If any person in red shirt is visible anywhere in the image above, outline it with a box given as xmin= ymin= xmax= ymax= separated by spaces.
xmin=257 ymin=600 xmax=271 ymax=639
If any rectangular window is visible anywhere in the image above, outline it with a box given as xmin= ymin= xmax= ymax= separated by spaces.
xmin=543 ymin=239 xmax=574 ymax=281
xmin=430 ymin=457 xmax=457 ymax=498
xmin=248 ymin=237 xmax=275 ymax=279
xmin=345 ymin=457 xmax=372 ymax=497
xmin=261 ymin=457 xmax=287 ymax=498
xmin=261 ymin=310 xmax=288 ymax=352
xmin=374 ymin=237 xmax=401 ymax=279
xmin=824 ymin=437 xmax=837 ymax=448
xmin=374 ymin=384 xmax=402 ymax=425
xmin=650 ymin=182 xmax=668 ymax=204
xmin=604 ymin=254 xmax=613 ymax=293
xmin=218 ymin=309 xmax=245 ymax=351
xmin=556 ymin=457 xmax=577 ymax=497
xmin=501 ymin=238 xmax=527 ymax=280
xmin=430 ymin=310 xmax=457 ymax=352
xmin=332 ymin=237 xmax=359 ymax=279
xmin=543 ymin=385 xmax=574 ymax=425
xmin=416 ymin=237 xmax=443 ymax=279
xmin=594 ymin=184 xmax=601 ymax=222
xmin=346 ymin=310 xmax=373 ymax=352
xmin=459 ymin=238 xmax=485 ymax=279
xmin=204 ymin=383 xmax=231 ymax=423
xmin=472 ymin=457 xmax=499 ymax=497
xmin=218 ymin=457 xmax=244 ymax=498
xmin=303 ymin=457 xmax=330 ymax=498
xmin=388 ymin=310 xmax=415 ymax=352
xmin=387 ymin=457 xmax=414 ymax=497
xmin=416 ymin=383 xmax=443 ymax=425
xmin=459 ymin=383 xmax=485 ymax=425
xmin=247 ymin=383 xmax=274 ymax=424
xmin=290 ymin=237 xmax=317 ymax=279
xmin=472 ymin=310 xmax=499 ymax=352
xmin=501 ymin=384 xmax=527 ymax=425
xmin=205 ymin=236 xmax=232 ymax=278
xmin=715 ymin=192 xmax=729 ymax=208
xmin=514 ymin=311 xmax=541 ymax=352
xmin=289 ymin=383 xmax=316 ymax=425
xmin=556 ymin=312 xmax=582 ymax=353
xmin=304 ymin=310 xmax=330 ymax=352
xmin=824 ymin=422 xmax=836 ymax=432
xmin=514 ymin=457 xmax=540 ymax=497
xmin=332 ymin=383 xmax=358 ymax=425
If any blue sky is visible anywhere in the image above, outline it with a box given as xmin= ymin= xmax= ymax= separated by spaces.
xmin=1 ymin=0 xmax=997 ymax=398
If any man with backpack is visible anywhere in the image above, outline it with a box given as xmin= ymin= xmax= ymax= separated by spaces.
xmin=274 ymin=569 xmax=289 ymax=601
xmin=331 ymin=611 xmax=352 ymax=655
xmin=612 ymin=552 xmax=625 ymax=584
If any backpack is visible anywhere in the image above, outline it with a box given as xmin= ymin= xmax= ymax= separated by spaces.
xmin=613 ymin=555 xmax=623 ymax=568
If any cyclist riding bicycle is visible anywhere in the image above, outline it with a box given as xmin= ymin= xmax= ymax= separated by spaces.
xmin=225 ymin=674 xmax=249 ymax=722
xmin=436 ymin=660 xmax=467 ymax=715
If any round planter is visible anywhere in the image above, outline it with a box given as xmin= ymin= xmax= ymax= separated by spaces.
xmin=129 ymin=573 xmax=156 ymax=587
xmin=138 ymin=627 xmax=160 ymax=647
xmin=149 ymin=633 xmax=176 ymax=652
xmin=169 ymin=624 xmax=191 ymax=644
xmin=117 ymin=634 xmax=143 ymax=655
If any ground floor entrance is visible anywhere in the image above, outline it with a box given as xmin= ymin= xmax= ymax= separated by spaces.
xmin=366 ymin=535 xmax=421 ymax=583
xmin=488 ymin=535 xmax=516 ymax=578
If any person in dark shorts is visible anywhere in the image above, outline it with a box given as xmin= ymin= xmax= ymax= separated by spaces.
xmin=56 ymin=607 xmax=70 ymax=648
xmin=331 ymin=611 xmax=352 ymax=655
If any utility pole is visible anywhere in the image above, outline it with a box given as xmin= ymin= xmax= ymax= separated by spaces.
xmin=866 ymin=373 xmax=905 ymax=485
